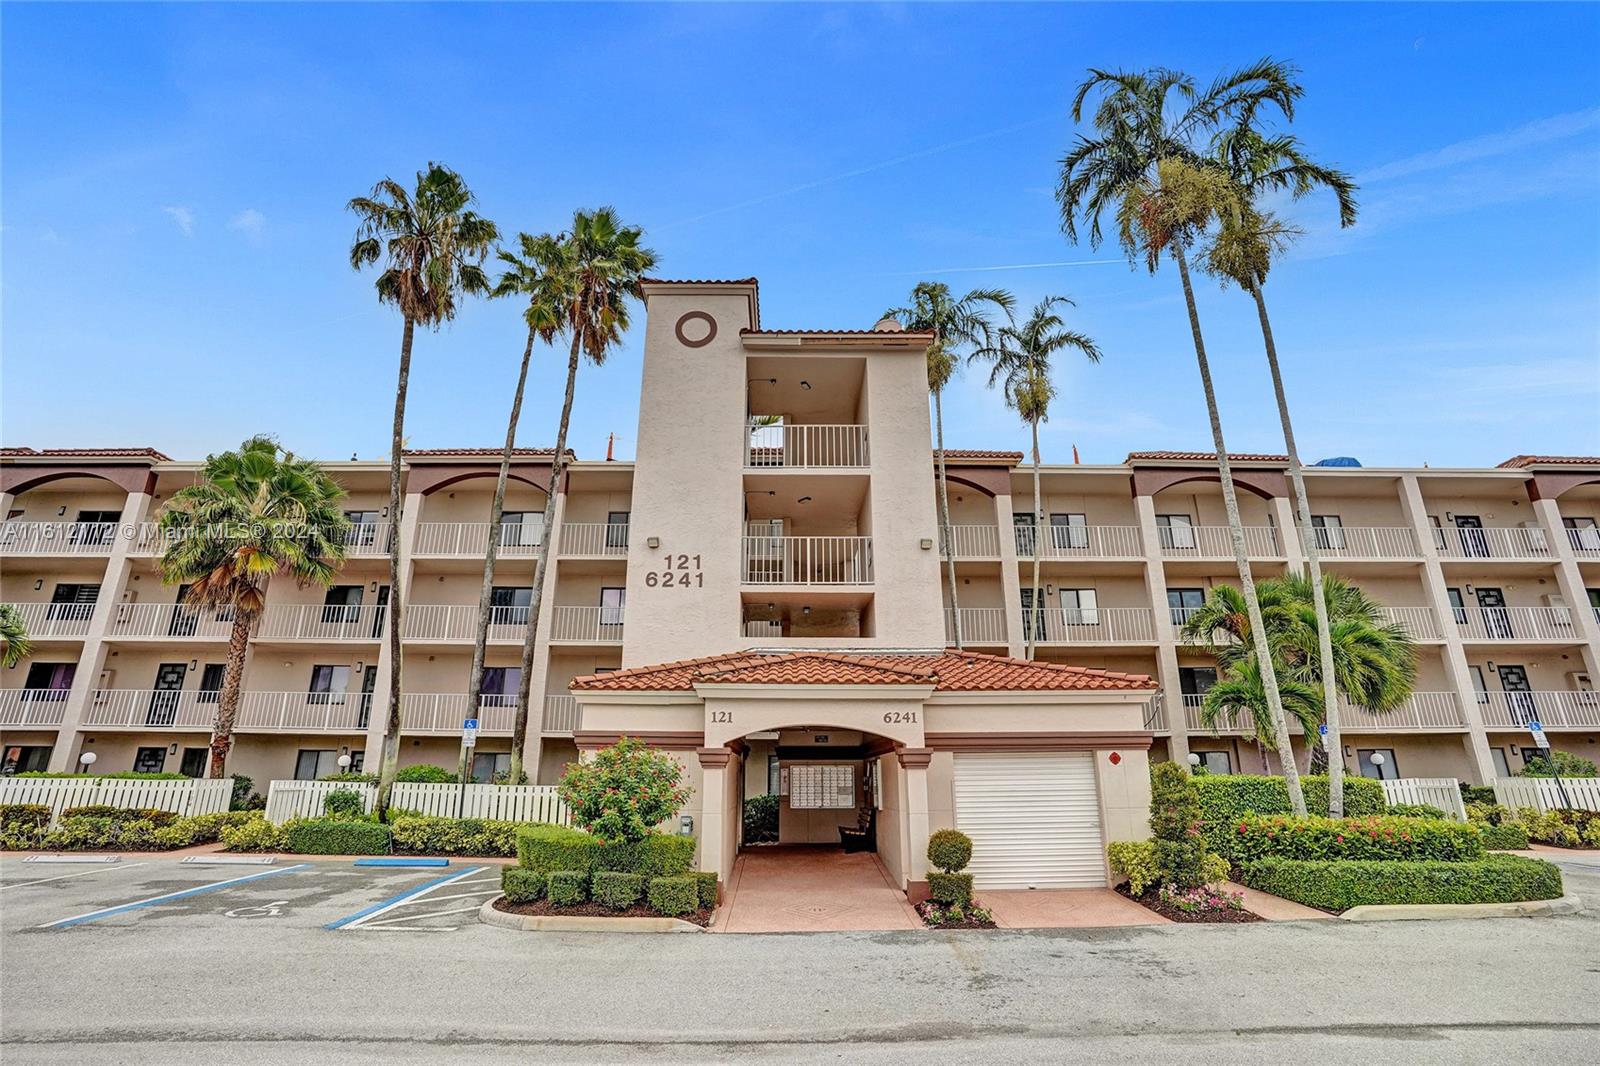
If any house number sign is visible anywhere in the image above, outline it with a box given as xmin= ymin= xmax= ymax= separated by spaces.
xmin=644 ymin=553 xmax=704 ymax=588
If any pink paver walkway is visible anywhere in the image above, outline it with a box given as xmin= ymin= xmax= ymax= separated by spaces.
xmin=716 ymin=846 xmax=922 ymax=933
xmin=1227 ymin=881 xmax=1332 ymax=921
xmin=983 ymin=888 xmax=1171 ymax=928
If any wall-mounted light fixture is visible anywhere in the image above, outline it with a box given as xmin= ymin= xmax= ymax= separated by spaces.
xmin=799 ymin=380 xmax=812 ymax=391
xmin=354 ymin=662 xmax=364 ymax=673
xmin=189 ymin=659 xmax=198 ymax=671
xmin=646 ymin=536 xmax=660 ymax=549
xmin=369 ymin=581 xmax=378 ymax=593
xmin=58 ymin=506 xmax=68 ymax=516
xmin=797 ymin=496 xmax=812 ymax=505
xmin=169 ymin=743 xmax=179 ymax=755
xmin=802 ymin=605 xmax=812 ymax=615
xmin=1465 ymin=584 xmax=1475 ymax=595
xmin=919 ymin=538 xmax=933 ymax=550
xmin=33 ymin=579 xmax=43 ymax=591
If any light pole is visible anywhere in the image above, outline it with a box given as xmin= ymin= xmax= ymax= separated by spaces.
xmin=78 ymin=751 xmax=98 ymax=773
xmin=1369 ymin=751 xmax=1386 ymax=781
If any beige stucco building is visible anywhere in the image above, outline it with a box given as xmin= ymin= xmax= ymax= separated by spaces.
xmin=3 ymin=276 xmax=1597 ymax=894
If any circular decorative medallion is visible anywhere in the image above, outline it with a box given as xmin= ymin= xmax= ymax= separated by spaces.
xmin=674 ymin=311 xmax=718 ymax=348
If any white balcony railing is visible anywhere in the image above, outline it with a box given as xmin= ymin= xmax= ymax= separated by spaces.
xmin=1381 ymin=607 xmax=1443 ymax=641
xmin=130 ymin=521 xmax=393 ymax=557
xmin=237 ymin=691 xmax=372 ymax=732
xmin=944 ymin=607 xmax=1011 ymax=645
xmin=1567 ymin=525 xmax=1600 ymax=556
xmin=1339 ymin=692 xmax=1464 ymax=731
xmin=404 ymin=604 xmax=530 ymax=642
xmin=939 ymin=525 xmax=1002 ymax=558
xmin=1 ymin=601 xmax=95 ymax=638
xmin=0 ymin=521 xmax=120 ymax=555
xmin=1144 ymin=694 xmax=1168 ymax=732
xmin=741 ymin=619 xmax=785 ymax=639
xmin=0 ymin=689 xmax=71 ymax=727
xmin=1158 ymin=525 xmax=1282 ymax=559
xmin=746 ymin=423 xmax=869 ymax=468
xmin=741 ymin=536 xmax=874 ymax=585
xmin=401 ymin=693 xmax=518 ymax=734
xmin=559 ymin=523 xmax=630 ymax=557
xmin=1303 ymin=526 xmax=1421 ymax=559
xmin=1013 ymin=525 xmax=1145 ymax=559
xmin=1183 ymin=694 xmax=1255 ymax=735
xmin=108 ymin=602 xmax=234 ymax=639
xmin=548 ymin=606 xmax=625 ymax=642
xmin=1451 ymin=606 xmax=1576 ymax=642
xmin=543 ymin=695 xmax=580 ymax=733
xmin=413 ymin=520 xmax=544 ymax=557
xmin=1476 ymin=690 xmax=1600 ymax=730
xmin=84 ymin=689 xmax=216 ymax=729
xmin=1434 ymin=525 xmax=1553 ymax=560
xmin=1022 ymin=606 xmax=1156 ymax=644
xmin=256 ymin=604 xmax=386 ymax=641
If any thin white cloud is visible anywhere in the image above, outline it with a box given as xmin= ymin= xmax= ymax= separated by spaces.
xmin=228 ymin=209 xmax=266 ymax=239
xmin=162 ymin=206 xmax=195 ymax=237
xmin=885 ymin=259 xmax=1121 ymax=277
xmin=1358 ymin=107 xmax=1600 ymax=184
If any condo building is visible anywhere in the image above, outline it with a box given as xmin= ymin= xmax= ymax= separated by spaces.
xmin=3 ymin=277 xmax=1597 ymax=892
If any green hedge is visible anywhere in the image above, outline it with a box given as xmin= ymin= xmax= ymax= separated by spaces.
xmin=391 ymin=816 xmax=526 ymax=857
xmin=0 ymin=804 xmax=51 ymax=850
xmin=646 ymin=875 xmax=698 ymax=916
xmin=24 ymin=810 xmax=258 ymax=852
xmin=593 ymin=871 xmax=645 ymax=909
xmin=502 ymin=867 xmax=545 ymax=902
xmin=15 ymin=771 xmax=189 ymax=779
xmin=1477 ymin=823 xmax=1531 ymax=850
xmin=1194 ymin=774 xmax=1384 ymax=849
xmin=1386 ymin=803 xmax=1447 ymax=820
xmin=286 ymin=818 xmax=392 ymax=855
xmin=742 ymin=794 xmax=778 ymax=844
xmin=1515 ymin=807 xmax=1600 ymax=849
xmin=548 ymin=870 xmax=587 ymax=905
xmin=1107 ymin=840 xmax=1229 ymax=895
xmin=221 ymin=816 xmax=288 ymax=852
xmin=1240 ymin=854 xmax=1563 ymax=911
xmin=1216 ymin=814 xmax=1486 ymax=864
xmin=928 ymin=872 xmax=973 ymax=906
xmin=514 ymin=824 xmax=694 ymax=877
xmin=927 ymin=829 xmax=974 ymax=874
xmin=692 ymin=871 xmax=718 ymax=910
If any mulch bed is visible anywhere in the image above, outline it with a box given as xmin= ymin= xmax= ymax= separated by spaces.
xmin=920 ymin=912 xmax=998 ymax=930
xmin=1114 ymin=882 xmax=1262 ymax=924
xmin=493 ymin=896 xmax=714 ymax=928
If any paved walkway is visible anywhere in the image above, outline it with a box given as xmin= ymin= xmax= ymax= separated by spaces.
xmin=717 ymin=846 xmax=921 ymax=932
xmin=984 ymin=888 xmax=1169 ymax=928
xmin=1226 ymin=881 xmax=1331 ymax=921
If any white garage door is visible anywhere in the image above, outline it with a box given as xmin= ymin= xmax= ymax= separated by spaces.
xmin=953 ymin=752 xmax=1106 ymax=889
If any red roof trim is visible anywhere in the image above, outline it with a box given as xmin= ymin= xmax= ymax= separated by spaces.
xmin=1127 ymin=450 xmax=1289 ymax=463
xmin=1497 ymin=455 xmax=1600 ymax=469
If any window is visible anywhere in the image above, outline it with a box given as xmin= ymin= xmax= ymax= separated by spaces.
xmin=344 ymin=510 xmax=383 ymax=549
xmin=1468 ymin=665 xmax=1490 ymax=704
xmin=1196 ymin=750 xmax=1233 ymax=774
xmin=1019 ymin=587 xmax=1047 ymax=641
xmin=1587 ymin=588 xmax=1600 ymax=624
xmin=71 ymin=510 xmax=121 ymax=547
xmin=480 ymin=667 xmax=522 ymax=707
xmin=1179 ymin=667 xmax=1218 ymax=696
xmin=471 ymin=752 xmax=511 ymax=783
xmin=197 ymin=663 xmax=226 ymax=704
xmin=1491 ymin=748 xmax=1511 ymax=778
xmin=1050 ymin=513 xmax=1088 ymax=551
xmin=599 ymin=587 xmax=626 ymax=627
xmin=294 ymin=749 xmax=340 ymax=780
xmin=133 ymin=746 xmax=168 ymax=774
xmin=1447 ymin=587 xmax=1468 ymax=626
xmin=490 ymin=586 xmax=533 ymax=626
xmin=1564 ymin=516 xmax=1600 ymax=551
xmin=180 ymin=747 xmax=208 ymax=778
xmin=767 ymin=755 xmax=781 ymax=796
xmin=1311 ymin=515 xmax=1345 ymax=551
xmin=1357 ymin=748 xmax=1399 ymax=781
xmin=22 ymin=662 xmax=74 ymax=700
xmin=322 ymin=585 xmax=363 ymax=623
xmin=1059 ymin=588 xmax=1099 ymax=625
xmin=1012 ymin=512 xmax=1037 ymax=555
xmin=500 ymin=511 xmax=543 ymax=548
xmin=606 ymin=511 xmax=631 ymax=550
xmin=788 ymin=764 xmax=855 ymax=809
xmin=47 ymin=583 xmax=99 ymax=621
xmin=1168 ymin=587 xmax=1206 ymax=626
xmin=2 ymin=745 xmax=52 ymax=775
xmin=308 ymin=665 xmax=351 ymax=704
xmin=1156 ymin=514 xmax=1195 ymax=549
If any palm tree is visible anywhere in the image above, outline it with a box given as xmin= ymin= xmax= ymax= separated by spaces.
xmin=348 ymin=163 xmax=498 ymax=812
xmin=1205 ymin=114 xmax=1360 ymax=812
xmin=883 ymin=283 xmax=1014 ymax=649
xmin=971 ymin=297 xmax=1101 ymax=659
xmin=509 ymin=207 xmax=657 ymax=784
xmin=158 ymin=437 xmax=349 ymax=777
xmin=461 ymin=233 xmax=569 ymax=749
xmin=1058 ymin=61 xmax=1310 ymax=814
xmin=0 ymin=604 xmax=32 ymax=669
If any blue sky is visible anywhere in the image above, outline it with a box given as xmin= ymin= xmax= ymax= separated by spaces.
xmin=4 ymin=2 xmax=1598 ymax=468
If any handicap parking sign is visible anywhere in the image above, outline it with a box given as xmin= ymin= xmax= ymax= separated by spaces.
xmin=1527 ymin=720 xmax=1550 ymax=749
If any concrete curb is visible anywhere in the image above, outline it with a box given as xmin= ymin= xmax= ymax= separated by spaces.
xmin=477 ymin=897 xmax=705 ymax=933
xmin=1340 ymin=895 xmax=1585 ymax=922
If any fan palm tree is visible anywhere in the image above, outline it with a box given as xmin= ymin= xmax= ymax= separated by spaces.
xmin=1204 ymin=116 xmax=1359 ymax=811
xmin=348 ymin=163 xmax=498 ymax=812
xmin=158 ymin=437 xmax=349 ymax=778
xmin=971 ymin=296 xmax=1101 ymax=659
xmin=0 ymin=603 xmax=32 ymax=669
xmin=883 ymin=282 xmax=1014 ymax=649
xmin=461 ymin=233 xmax=569 ymax=747
xmin=509 ymin=207 xmax=657 ymax=784
xmin=1058 ymin=61 xmax=1310 ymax=814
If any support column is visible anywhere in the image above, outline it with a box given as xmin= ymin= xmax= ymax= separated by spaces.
xmin=899 ymin=748 xmax=932 ymax=898
xmin=520 ymin=488 xmax=568 ymax=782
xmin=48 ymin=491 xmax=152 ymax=771
xmin=696 ymin=747 xmax=735 ymax=883
xmin=1532 ymin=498 xmax=1600 ymax=680
xmin=364 ymin=490 xmax=424 ymax=768
xmin=1399 ymin=475 xmax=1497 ymax=783
xmin=1271 ymin=496 xmax=1305 ymax=574
xmin=1136 ymin=494 xmax=1188 ymax=764
xmin=993 ymin=492 xmax=1025 ymax=658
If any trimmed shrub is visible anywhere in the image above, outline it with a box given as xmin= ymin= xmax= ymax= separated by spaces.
xmin=742 ymin=793 xmax=779 ymax=844
xmin=16 ymin=771 xmax=188 ymax=779
xmin=516 ymin=823 xmax=605 ymax=874
xmin=151 ymin=811 xmax=256 ymax=849
xmin=322 ymin=789 xmax=367 ymax=820
xmin=61 ymin=805 xmax=179 ymax=826
xmin=1460 ymin=784 xmax=1496 ymax=806
xmin=0 ymin=803 xmax=51 ymax=849
xmin=1516 ymin=750 xmax=1598 ymax=778
xmin=1217 ymin=814 xmax=1485 ymax=864
xmin=220 ymin=816 xmax=289 ymax=852
xmin=395 ymin=764 xmax=457 ymax=783
xmin=558 ymin=738 xmax=691 ymax=843
xmin=928 ymin=872 xmax=974 ymax=906
xmin=1466 ymin=801 xmax=1513 ymax=826
xmin=1239 ymin=854 xmax=1563 ymax=911
xmin=502 ymin=867 xmax=545 ymax=902
xmin=547 ymin=870 xmax=588 ymax=905
xmin=1194 ymin=774 xmax=1384 ymax=848
xmin=286 ymin=817 xmax=392 ymax=855
xmin=514 ymin=823 xmax=693 ymax=876
xmin=646 ymin=875 xmax=698 ymax=916
xmin=1109 ymin=839 xmax=1228 ymax=895
xmin=1386 ymin=803 xmax=1448 ymax=820
xmin=229 ymin=774 xmax=254 ymax=810
xmin=391 ymin=816 xmax=524 ymax=857
xmin=593 ymin=871 xmax=646 ymax=909
xmin=609 ymin=833 xmax=696 ymax=877
xmin=691 ymin=870 xmax=719 ymax=909
xmin=1477 ymin=823 xmax=1530 ymax=850
xmin=1150 ymin=762 xmax=1206 ymax=889
xmin=926 ymin=829 xmax=973 ymax=874
xmin=1514 ymin=807 xmax=1600 ymax=849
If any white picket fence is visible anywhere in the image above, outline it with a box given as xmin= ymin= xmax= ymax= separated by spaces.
xmin=264 ymin=780 xmax=571 ymax=825
xmin=0 ymin=777 xmax=233 ymax=827
xmin=1492 ymin=776 xmax=1600 ymax=814
xmin=1381 ymin=777 xmax=1468 ymax=821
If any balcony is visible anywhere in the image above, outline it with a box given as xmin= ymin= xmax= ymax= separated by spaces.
xmin=542 ymin=694 xmax=580 ymax=733
xmin=1306 ymin=527 xmax=1421 ymax=560
xmin=1339 ymin=692 xmax=1465 ymax=731
xmin=943 ymin=608 xmax=1010 ymax=645
xmin=1158 ymin=525 xmax=1282 ymax=560
xmin=548 ymin=606 xmax=625 ymax=643
xmin=413 ymin=521 xmax=544 ymax=558
xmin=84 ymin=688 xmax=216 ymax=730
xmin=559 ymin=523 xmax=630 ymax=557
xmin=1451 ymin=606 xmax=1576 ymax=643
xmin=1021 ymin=607 xmax=1156 ymax=645
xmin=1182 ymin=694 xmax=1253 ymax=734
xmin=940 ymin=525 xmax=1001 ymax=558
xmin=238 ymin=691 xmax=372 ymax=732
xmin=108 ymin=603 xmax=234 ymax=640
xmin=0 ymin=689 xmax=70 ymax=727
xmin=0 ymin=520 xmax=121 ymax=555
xmin=1568 ymin=525 xmax=1600 ymax=558
xmin=1476 ymin=690 xmax=1600 ymax=730
xmin=1 ymin=601 xmax=94 ymax=639
xmin=1011 ymin=525 xmax=1145 ymax=559
xmin=741 ymin=536 xmax=873 ymax=585
xmin=1381 ymin=607 xmax=1444 ymax=642
xmin=745 ymin=423 xmax=869 ymax=469
xmin=131 ymin=521 xmax=394 ymax=558
xmin=256 ymin=604 xmax=386 ymax=642
xmin=405 ymin=605 xmax=529 ymax=643
xmin=1434 ymin=525 xmax=1553 ymax=561
xmin=400 ymin=693 xmax=517 ymax=734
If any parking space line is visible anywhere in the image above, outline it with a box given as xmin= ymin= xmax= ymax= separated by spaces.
xmin=2 ymin=862 xmax=151 ymax=892
xmin=40 ymin=864 xmax=310 ymax=930
xmin=325 ymin=865 xmax=489 ymax=931
xmin=360 ymin=904 xmax=488 ymax=928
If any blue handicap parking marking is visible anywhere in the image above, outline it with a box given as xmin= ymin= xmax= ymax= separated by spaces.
xmin=41 ymin=864 xmax=311 ymax=930
xmin=326 ymin=865 xmax=492 ymax=931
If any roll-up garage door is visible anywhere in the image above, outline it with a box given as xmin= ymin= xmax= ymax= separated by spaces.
xmin=953 ymin=752 xmax=1106 ymax=889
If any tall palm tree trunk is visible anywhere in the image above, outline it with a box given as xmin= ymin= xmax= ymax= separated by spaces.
xmin=1028 ymin=417 xmax=1043 ymax=659
xmin=1250 ymin=278 xmax=1342 ymax=813
xmin=466 ymin=329 xmax=536 ymax=737
xmin=1172 ymin=241 xmax=1306 ymax=815
xmin=377 ymin=316 xmax=415 ymax=815
xmin=209 ymin=610 xmax=252 ymax=778
xmin=934 ymin=388 xmax=962 ymax=649
xmin=511 ymin=332 xmax=581 ymax=784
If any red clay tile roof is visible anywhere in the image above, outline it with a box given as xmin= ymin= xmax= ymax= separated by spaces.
xmin=743 ymin=328 xmax=935 ymax=337
xmin=402 ymin=448 xmax=573 ymax=459
xmin=640 ymin=277 xmax=759 ymax=286
xmin=1497 ymin=455 xmax=1600 ymax=469
xmin=941 ymin=449 xmax=1024 ymax=462
xmin=1127 ymin=450 xmax=1288 ymax=463
xmin=571 ymin=649 xmax=1154 ymax=693
xmin=2 ymin=447 xmax=171 ymax=461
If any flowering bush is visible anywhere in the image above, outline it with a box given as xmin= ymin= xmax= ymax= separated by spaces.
xmin=1157 ymin=882 xmax=1245 ymax=915
xmin=556 ymin=738 xmax=691 ymax=843
xmin=1514 ymin=807 xmax=1600 ymax=849
xmin=1217 ymin=814 xmax=1485 ymax=864
xmin=1149 ymin=761 xmax=1207 ymax=889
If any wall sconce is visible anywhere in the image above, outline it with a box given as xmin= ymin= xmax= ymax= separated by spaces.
xmin=354 ymin=662 xmax=364 ymax=673
xmin=799 ymin=380 xmax=812 ymax=391
xmin=1445 ymin=511 xmax=1454 ymax=522
xmin=1464 ymin=584 xmax=1475 ymax=595
xmin=646 ymin=536 xmax=660 ymax=549
xmin=33 ymin=579 xmax=43 ymax=591
xmin=381 ymin=507 xmax=389 ymax=518
xmin=919 ymin=538 xmax=933 ymax=550
xmin=1045 ymin=584 xmax=1056 ymax=596
xmin=1486 ymin=661 xmax=1496 ymax=672
xmin=169 ymin=743 xmax=179 ymax=755
xmin=189 ymin=660 xmax=198 ymax=671
xmin=802 ymin=605 xmax=812 ymax=615
xmin=369 ymin=581 xmax=378 ymax=592
xmin=58 ymin=506 xmax=68 ymax=516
